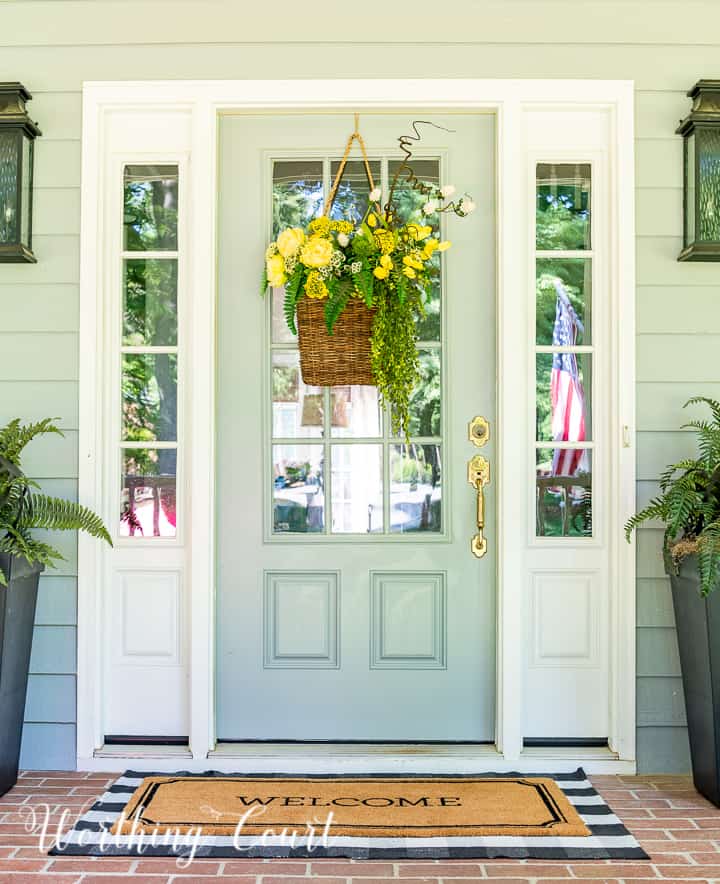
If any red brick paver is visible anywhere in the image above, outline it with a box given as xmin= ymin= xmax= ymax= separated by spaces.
xmin=0 ymin=771 xmax=719 ymax=881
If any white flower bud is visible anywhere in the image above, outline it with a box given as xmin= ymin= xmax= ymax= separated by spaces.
xmin=369 ymin=187 xmax=381 ymax=202
xmin=422 ymin=200 xmax=438 ymax=216
xmin=441 ymin=184 xmax=456 ymax=198
xmin=461 ymin=198 xmax=476 ymax=214
xmin=337 ymin=232 xmax=350 ymax=247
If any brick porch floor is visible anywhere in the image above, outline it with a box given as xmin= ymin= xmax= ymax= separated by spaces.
xmin=1 ymin=772 xmax=719 ymax=882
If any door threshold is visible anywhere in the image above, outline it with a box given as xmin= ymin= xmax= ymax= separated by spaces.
xmin=94 ymin=743 xmax=193 ymax=759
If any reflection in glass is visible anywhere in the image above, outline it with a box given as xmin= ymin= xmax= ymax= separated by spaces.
xmin=0 ymin=131 xmax=19 ymax=244
xmin=273 ymin=444 xmax=324 ymax=533
xmin=536 ymin=258 xmax=591 ymax=346
xmin=121 ymin=448 xmax=177 ymax=538
xmin=328 ymin=159 xmax=381 ymax=223
xmin=390 ymin=443 xmax=442 ymax=533
xmin=272 ymin=351 xmax=322 ymax=439
xmin=331 ymin=386 xmax=381 ymax=438
xmin=331 ymin=445 xmax=383 ymax=533
xmin=536 ymin=447 xmax=592 ymax=537
xmin=21 ymin=135 xmax=32 ymax=247
xmin=536 ymin=163 xmax=591 ymax=250
xmin=272 ymin=160 xmax=323 ymax=237
xmin=123 ymin=259 xmax=178 ymax=346
xmin=122 ymin=354 xmax=178 ymax=442
xmin=405 ymin=349 xmax=441 ymax=438
xmin=536 ymin=352 xmax=591 ymax=444
xmin=271 ymin=286 xmax=297 ymax=343
xmin=389 ymin=158 xmax=442 ymax=341
xmin=123 ymin=165 xmax=178 ymax=251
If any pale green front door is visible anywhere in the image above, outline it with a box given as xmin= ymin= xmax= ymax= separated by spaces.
xmin=216 ymin=113 xmax=496 ymax=741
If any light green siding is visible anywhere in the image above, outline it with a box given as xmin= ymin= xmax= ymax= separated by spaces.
xmin=2 ymin=0 xmax=715 ymax=771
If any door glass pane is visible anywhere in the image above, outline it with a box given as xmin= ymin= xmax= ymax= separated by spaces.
xmin=330 ymin=445 xmax=383 ymax=533
xmin=272 ymin=351 xmax=323 ymax=439
xmin=21 ymin=135 xmax=31 ymax=246
xmin=121 ymin=448 xmax=177 ymax=538
xmin=123 ymin=259 xmax=178 ymax=346
xmin=536 ymin=258 xmax=591 ymax=346
xmin=272 ymin=160 xmax=323 ymax=237
xmin=123 ymin=165 xmax=178 ymax=251
xmin=390 ymin=443 xmax=442 ymax=533
xmin=122 ymin=353 xmax=178 ymax=442
xmin=328 ymin=159 xmax=381 ymax=223
xmin=536 ymin=448 xmax=592 ymax=537
xmin=0 ymin=130 xmax=19 ymax=244
xmin=536 ymin=353 xmax=591 ymax=443
xmin=536 ymin=163 xmax=591 ymax=250
xmin=405 ymin=349 xmax=441 ymax=438
xmin=271 ymin=286 xmax=297 ymax=343
xmin=331 ymin=386 xmax=381 ymax=438
xmin=273 ymin=444 xmax=324 ymax=533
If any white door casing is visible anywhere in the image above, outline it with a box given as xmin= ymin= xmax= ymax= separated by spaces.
xmin=76 ymin=79 xmax=636 ymax=772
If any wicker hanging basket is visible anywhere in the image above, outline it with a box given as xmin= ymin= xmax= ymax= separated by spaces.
xmin=296 ymin=115 xmax=378 ymax=387
xmin=297 ymin=298 xmax=376 ymax=386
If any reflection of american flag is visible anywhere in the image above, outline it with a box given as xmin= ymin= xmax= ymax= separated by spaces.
xmin=551 ymin=281 xmax=586 ymax=476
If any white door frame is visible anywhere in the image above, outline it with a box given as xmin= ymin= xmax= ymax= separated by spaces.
xmin=76 ymin=78 xmax=636 ymax=772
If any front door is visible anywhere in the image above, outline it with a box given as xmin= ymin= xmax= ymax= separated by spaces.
xmin=216 ymin=112 xmax=496 ymax=741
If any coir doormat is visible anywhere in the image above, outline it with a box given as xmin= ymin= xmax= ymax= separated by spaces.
xmin=50 ymin=768 xmax=648 ymax=860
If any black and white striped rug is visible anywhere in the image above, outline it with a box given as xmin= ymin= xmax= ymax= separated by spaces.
xmin=49 ymin=767 xmax=648 ymax=860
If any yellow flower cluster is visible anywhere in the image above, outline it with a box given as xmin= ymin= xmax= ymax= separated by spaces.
xmin=373 ymin=228 xmax=395 ymax=254
xmin=305 ymin=270 xmax=329 ymax=300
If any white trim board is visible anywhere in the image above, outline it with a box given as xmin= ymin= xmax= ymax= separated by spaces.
xmin=77 ymin=78 xmax=636 ymax=773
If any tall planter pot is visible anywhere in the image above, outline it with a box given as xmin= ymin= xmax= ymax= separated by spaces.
xmin=670 ymin=556 xmax=720 ymax=807
xmin=0 ymin=554 xmax=42 ymax=797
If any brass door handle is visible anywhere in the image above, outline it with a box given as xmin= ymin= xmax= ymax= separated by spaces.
xmin=468 ymin=454 xmax=490 ymax=558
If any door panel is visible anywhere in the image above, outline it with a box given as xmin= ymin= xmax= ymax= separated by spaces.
xmin=216 ymin=113 xmax=495 ymax=741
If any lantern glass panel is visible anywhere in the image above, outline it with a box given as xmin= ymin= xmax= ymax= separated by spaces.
xmin=20 ymin=134 xmax=32 ymax=248
xmin=0 ymin=129 xmax=19 ymax=245
xmin=697 ymin=126 xmax=720 ymax=242
xmin=685 ymin=132 xmax=696 ymax=247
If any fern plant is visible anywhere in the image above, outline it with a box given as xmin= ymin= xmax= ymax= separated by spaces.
xmin=625 ymin=397 xmax=720 ymax=596
xmin=0 ymin=418 xmax=112 ymax=585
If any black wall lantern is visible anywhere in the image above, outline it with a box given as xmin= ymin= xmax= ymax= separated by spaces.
xmin=677 ymin=80 xmax=720 ymax=262
xmin=0 ymin=83 xmax=41 ymax=263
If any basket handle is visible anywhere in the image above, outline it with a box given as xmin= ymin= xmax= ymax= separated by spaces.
xmin=323 ymin=114 xmax=377 ymax=216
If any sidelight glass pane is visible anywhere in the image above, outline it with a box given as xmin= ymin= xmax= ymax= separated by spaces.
xmin=123 ymin=165 xmax=178 ymax=251
xmin=272 ymin=160 xmax=323 ymax=237
xmin=331 ymin=386 xmax=381 ymax=438
xmin=697 ymin=127 xmax=720 ymax=241
xmin=120 ymin=448 xmax=177 ymax=538
xmin=122 ymin=353 xmax=178 ymax=442
xmin=328 ymin=159 xmax=381 ymax=223
xmin=390 ymin=443 xmax=442 ymax=533
xmin=536 ymin=352 xmax=591 ymax=443
xmin=272 ymin=351 xmax=323 ymax=439
xmin=272 ymin=444 xmax=324 ymax=533
xmin=536 ymin=447 xmax=592 ymax=537
xmin=123 ymin=259 xmax=178 ymax=346
xmin=536 ymin=163 xmax=591 ymax=250
xmin=404 ymin=349 xmax=441 ymax=438
xmin=0 ymin=130 xmax=19 ymax=244
xmin=536 ymin=258 xmax=591 ymax=346
xmin=20 ymin=135 xmax=31 ymax=247
xmin=330 ymin=444 xmax=383 ymax=533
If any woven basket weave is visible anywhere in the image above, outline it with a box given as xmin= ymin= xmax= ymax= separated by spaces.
xmin=297 ymin=297 xmax=376 ymax=386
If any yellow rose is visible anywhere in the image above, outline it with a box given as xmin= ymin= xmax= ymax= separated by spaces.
xmin=300 ymin=235 xmax=334 ymax=268
xmin=276 ymin=227 xmax=305 ymax=258
xmin=266 ymin=253 xmax=286 ymax=287
xmin=374 ymin=266 xmax=389 ymax=280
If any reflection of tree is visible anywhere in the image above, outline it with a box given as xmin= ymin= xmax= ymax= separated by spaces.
xmin=408 ymin=351 xmax=440 ymax=437
xmin=124 ymin=174 xmax=178 ymax=250
xmin=272 ymin=365 xmax=298 ymax=402
xmin=273 ymin=177 xmax=323 ymax=236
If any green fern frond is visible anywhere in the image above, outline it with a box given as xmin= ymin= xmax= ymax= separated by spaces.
xmin=686 ymin=396 xmax=720 ymax=425
xmin=0 ymin=418 xmax=63 ymax=465
xmin=698 ymin=520 xmax=720 ymax=595
xmin=23 ymin=494 xmax=112 ymax=545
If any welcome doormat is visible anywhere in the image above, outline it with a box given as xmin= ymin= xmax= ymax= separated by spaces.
xmin=50 ymin=768 xmax=648 ymax=860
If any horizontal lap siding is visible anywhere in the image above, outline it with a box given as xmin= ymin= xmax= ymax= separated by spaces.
xmin=0 ymin=29 xmax=710 ymax=772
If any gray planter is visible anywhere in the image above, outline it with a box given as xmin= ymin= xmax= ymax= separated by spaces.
xmin=670 ymin=556 xmax=720 ymax=807
xmin=0 ymin=554 xmax=42 ymax=797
